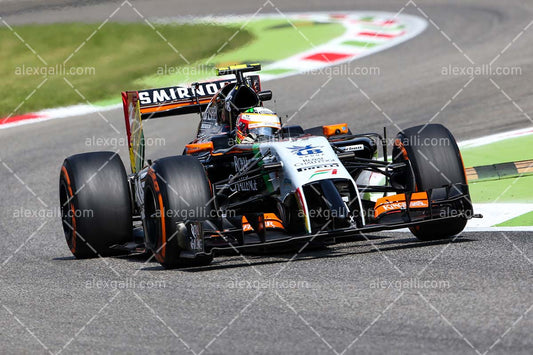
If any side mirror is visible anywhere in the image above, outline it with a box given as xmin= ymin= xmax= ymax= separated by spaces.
xmin=258 ymin=90 xmax=272 ymax=102
xmin=323 ymin=123 xmax=349 ymax=137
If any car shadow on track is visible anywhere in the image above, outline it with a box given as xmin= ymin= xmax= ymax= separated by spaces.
xmin=54 ymin=256 xmax=77 ymax=261
xmin=137 ymin=234 xmax=476 ymax=272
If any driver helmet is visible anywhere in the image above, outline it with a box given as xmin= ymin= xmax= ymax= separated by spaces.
xmin=235 ymin=107 xmax=281 ymax=143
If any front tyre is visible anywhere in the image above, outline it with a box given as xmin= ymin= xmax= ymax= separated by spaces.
xmin=59 ymin=151 xmax=132 ymax=258
xmin=392 ymin=124 xmax=468 ymax=241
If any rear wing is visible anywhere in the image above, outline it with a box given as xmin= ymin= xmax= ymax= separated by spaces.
xmin=121 ymin=75 xmax=262 ymax=173
xmin=137 ymin=79 xmax=231 ymax=119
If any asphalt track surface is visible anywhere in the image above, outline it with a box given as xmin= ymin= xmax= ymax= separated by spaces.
xmin=0 ymin=0 xmax=532 ymax=354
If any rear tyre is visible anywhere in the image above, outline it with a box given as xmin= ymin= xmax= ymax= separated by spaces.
xmin=392 ymin=124 xmax=468 ymax=241
xmin=143 ymin=156 xmax=214 ymax=268
xmin=59 ymin=151 xmax=132 ymax=258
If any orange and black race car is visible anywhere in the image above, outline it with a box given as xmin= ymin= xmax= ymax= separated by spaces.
xmin=59 ymin=64 xmax=480 ymax=268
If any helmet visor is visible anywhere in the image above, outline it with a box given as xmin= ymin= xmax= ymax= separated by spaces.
xmin=249 ymin=126 xmax=279 ymax=140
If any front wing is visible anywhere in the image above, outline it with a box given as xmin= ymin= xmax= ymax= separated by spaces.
xmin=176 ymin=183 xmax=478 ymax=259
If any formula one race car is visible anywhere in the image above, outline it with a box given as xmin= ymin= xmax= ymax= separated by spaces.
xmin=59 ymin=63 xmax=478 ymax=268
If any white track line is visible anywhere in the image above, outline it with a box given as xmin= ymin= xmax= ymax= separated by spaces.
xmin=459 ymin=126 xmax=533 ymax=148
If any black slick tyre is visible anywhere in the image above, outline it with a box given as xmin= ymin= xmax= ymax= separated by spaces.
xmin=143 ymin=156 xmax=214 ymax=268
xmin=59 ymin=151 xmax=132 ymax=258
xmin=392 ymin=124 xmax=468 ymax=240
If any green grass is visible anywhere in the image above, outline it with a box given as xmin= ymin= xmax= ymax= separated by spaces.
xmin=0 ymin=23 xmax=254 ymax=116
xmin=496 ymin=211 xmax=533 ymax=226
xmin=461 ymin=134 xmax=533 ymax=203
xmin=214 ymin=19 xmax=344 ymax=64
xmin=461 ymin=134 xmax=533 ymax=167
xmin=342 ymin=40 xmax=379 ymax=47
xmin=139 ymin=19 xmax=345 ymax=88
xmin=468 ymin=175 xmax=533 ymax=203
xmin=461 ymin=135 xmax=533 ymax=203
xmin=460 ymin=134 xmax=533 ymax=225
